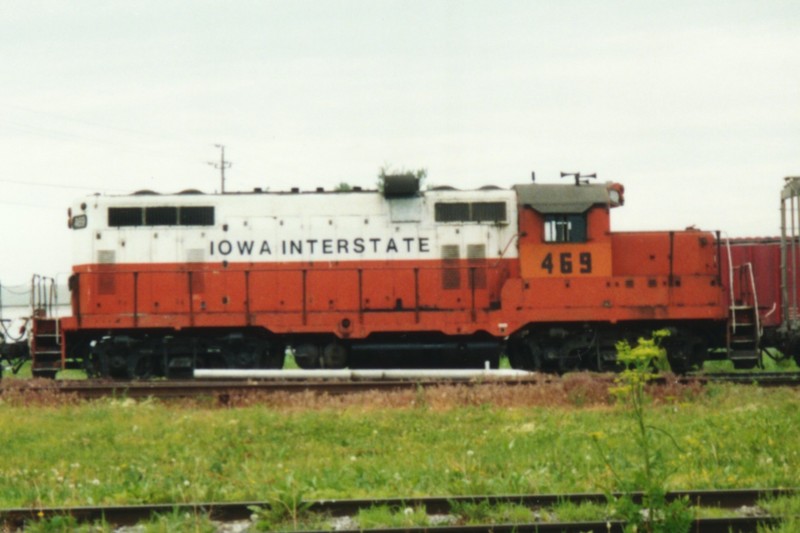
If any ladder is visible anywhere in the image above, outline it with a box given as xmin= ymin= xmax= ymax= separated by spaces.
xmin=727 ymin=262 xmax=762 ymax=369
xmin=30 ymin=275 xmax=62 ymax=378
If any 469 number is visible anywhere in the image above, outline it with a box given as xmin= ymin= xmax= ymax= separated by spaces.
xmin=541 ymin=252 xmax=592 ymax=275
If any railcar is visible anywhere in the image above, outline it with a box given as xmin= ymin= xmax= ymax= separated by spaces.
xmin=720 ymin=178 xmax=800 ymax=368
xmin=17 ymin=175 xmax=800 ymax=378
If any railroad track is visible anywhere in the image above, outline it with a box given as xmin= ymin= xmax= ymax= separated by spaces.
xmin=686 ymin=371 xmax=800 ymax=386
xmin=0 ymin=376 xmax=545 ymax=400
xmin=3 ymin=371 xmax=799 ymax=400
xmin=1 ymin=488 xmax=794 ymax=532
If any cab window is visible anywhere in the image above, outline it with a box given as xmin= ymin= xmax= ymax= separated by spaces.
xmin=544 ymin=214 xmax=586 ymax=243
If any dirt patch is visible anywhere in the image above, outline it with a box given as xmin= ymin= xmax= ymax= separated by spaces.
xmin=213 ymin=372 xmax=704 ymax=411
xmin=0 ymin=378 xmax=82 ymax=407
xmin=0 ymin=373 xmax=705 ymax=410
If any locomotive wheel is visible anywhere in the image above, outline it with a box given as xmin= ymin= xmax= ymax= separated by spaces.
xmin=507 ymin=338 xmax=542 ymax=372
xmin=129 ymin=354 xmax=158 ymax=380
xmin=322 ymin=342 xmax=348 ymax=369
xmin=293 ymin=343 xmax=321 ymax=369
xmin=262 ymin=342 xmax=286 ymax=369
xmin=594 ymin=347 xmax=620 ymax=373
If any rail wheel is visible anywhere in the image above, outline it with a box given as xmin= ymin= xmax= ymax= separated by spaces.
xmin=507 ymin=337 xmax=542 ymax=371
xmin=666 ymin=339 xmax=706 ymax=375
xmin=262 ymin=342 xmax=286 ymax=369
xmin=322 ymin=342 xmax=348 ymax=369
xmin=129 ymin=353 xmax=158 ymax=380
xmin=594 ymin=345 xmax=619 ymax=373
xmin=293 ymin=343 xmax=321 ymax=369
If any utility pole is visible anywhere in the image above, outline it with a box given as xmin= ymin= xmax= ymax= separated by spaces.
xmin=208 ymin=144 xmax=232 ymax=193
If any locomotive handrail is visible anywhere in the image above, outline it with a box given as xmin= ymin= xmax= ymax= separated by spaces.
xmin=724 ymin=236 xmax=736 ymax=323
xmin=723 ymin=234 xmax=763 ymax=339
xmin=30 ymin=274 xmax=57 ymax=318
xmin=744 ymin=262 xmax=762 ymax=338
xmin=490 ymin=233 xmax=520 ymax=268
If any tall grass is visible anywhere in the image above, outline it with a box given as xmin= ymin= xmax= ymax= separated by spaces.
xmin=0 ymin=385 xmax=799 ymax=508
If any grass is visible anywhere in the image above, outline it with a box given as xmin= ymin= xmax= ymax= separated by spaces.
xmin=356 ymin=505 xmax=430 ymax=528
xmin=450 ymin=499 xmax=540 ymax=524
xmin=702 ymin=349 xmax=799 ymax=372
xmin=758 ymin=495 xmax=800 ymax=533
xmin=0 ymin=385 xmax=799 ymax=510
xmin=23 ymin=511 xmax=220 ymax=533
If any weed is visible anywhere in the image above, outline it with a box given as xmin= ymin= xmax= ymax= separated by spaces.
xmin=137 ymin=509 xmax=218 ymax=532
xmin=250 ymin=476 xmax=312 ymax=531
xmin=552 ymin=500 xmax=608 ymax=522
xmin=759 ymin=494 xmax=800 ymax=523
xmin=413 ymin=382 xmax=429 ymax=409
xmin=356 ymin=504 xmax=429 ymax=528
xmin=449 ymin=499 xmax=494 ymax=524
xmin=22 ymin=515 xmax=119 ymax=532
xmin=759 ymin=518 xmax=800 ymax=533
xmin=593 ymin=331 xmax=694 ymax=533
xmin=450 ymin=499 xmax=535 ymax=524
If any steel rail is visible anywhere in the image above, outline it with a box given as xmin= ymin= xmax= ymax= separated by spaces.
xmin=4 ymin=372 xmax=800 ymax=401
xmin=0 ymin=488 xmax=794 ymax=530
xmin=686 ymin=371 xmax=800 ymax=387
xmin=1 ymin=377 xmax=547 ymax=399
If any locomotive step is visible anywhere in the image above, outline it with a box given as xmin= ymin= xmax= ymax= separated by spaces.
xmin=729 ymin=350 xmax=760 ymax=360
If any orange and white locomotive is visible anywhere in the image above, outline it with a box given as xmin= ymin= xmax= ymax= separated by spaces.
xmin=23 ymin=174 xmax=797 ymax=378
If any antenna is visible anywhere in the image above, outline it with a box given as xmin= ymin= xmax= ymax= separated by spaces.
xmin=560 ymin=172 xmax=597 ymax=186
xmin=208 ymin=144 xmax=232 ymax=193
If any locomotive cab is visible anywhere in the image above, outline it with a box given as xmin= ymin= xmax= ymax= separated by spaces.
xmin=515 ymin=181 xmax=623 ymax=279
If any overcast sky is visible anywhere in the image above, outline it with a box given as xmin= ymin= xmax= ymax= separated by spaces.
xmin=1 ymin=0 xmax=799 ymax=287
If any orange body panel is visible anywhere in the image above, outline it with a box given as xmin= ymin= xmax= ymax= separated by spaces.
xmin=63 ymin=259 xmax=518 ymax=338
xmin=611 ymin=231 xmax=717 ymax=276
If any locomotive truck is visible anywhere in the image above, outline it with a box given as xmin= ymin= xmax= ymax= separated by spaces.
xmin=6 ymin=175 xmax=800 ymax=378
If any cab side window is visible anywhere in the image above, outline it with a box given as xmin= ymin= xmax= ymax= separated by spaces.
xmin=544 ymin=214 xmax=586 ymax=243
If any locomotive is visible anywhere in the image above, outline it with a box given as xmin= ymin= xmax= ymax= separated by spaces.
xmin=8 ymin=174 xmax=800 ymax=378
